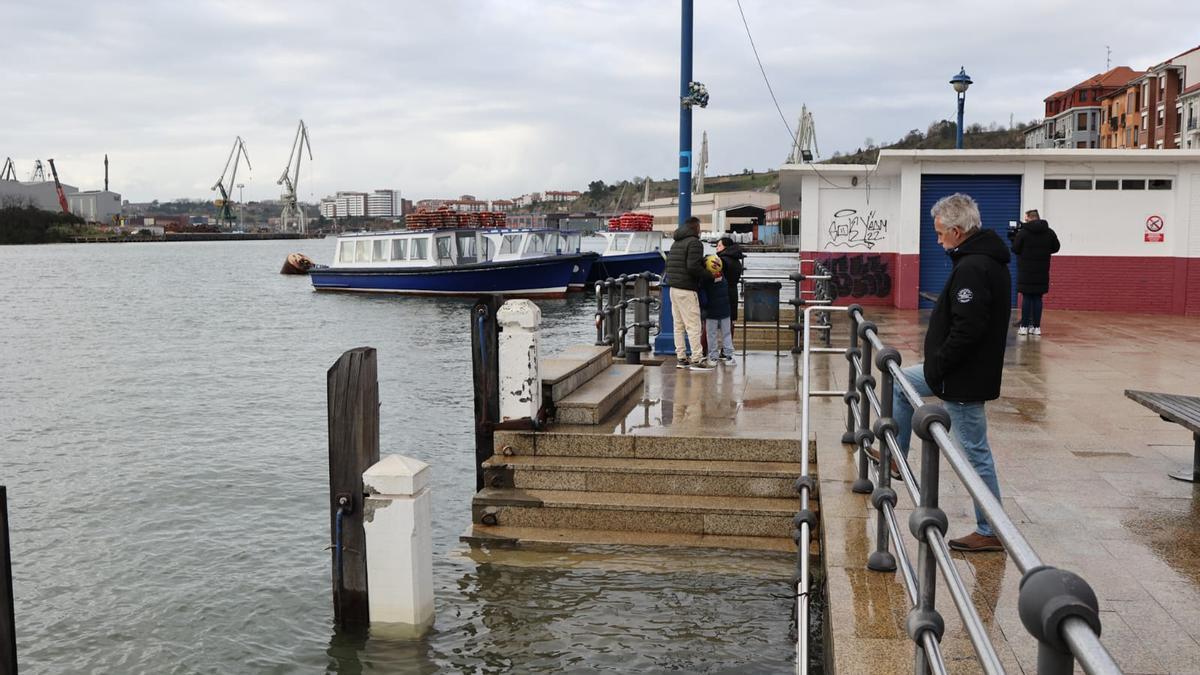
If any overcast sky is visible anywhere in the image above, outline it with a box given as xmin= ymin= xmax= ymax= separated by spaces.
xmin=4 ymin=1 xmax=1199 ymax=203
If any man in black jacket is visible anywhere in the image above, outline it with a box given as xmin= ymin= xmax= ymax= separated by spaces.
xmin=664 ymin=217 xmax=711 ymax=369
xmin=891 ymin=193 xmax=1010 ymax=552
xmin=1011 ymin=210 xmax=1060 ymax=336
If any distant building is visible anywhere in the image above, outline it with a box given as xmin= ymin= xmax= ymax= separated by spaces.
xmin=1129 ymin=45 xmax=1200 ymax=148
xmin=1182 ymin=83 xmax=1200 ymax=148
xmin=67 ymin=190 xmax=122 ymax=224
xmin=491 ymin=199 xmax=515 ymax=212
xmin=367 ymin=189 xmax=400 ymax=217
xmin=1025 ymin=66 xmax=1142 ymax=149
xmin=319 ymin=191 xmax=368 ymax=218
xmin=543 ymin=190 xmax=581 ymax=203
xmin=637 ymin=190 xmax=779 ymax=236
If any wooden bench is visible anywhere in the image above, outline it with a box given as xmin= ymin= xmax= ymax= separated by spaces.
xmin=1124 ymin=390 xmax=1200 ymax=483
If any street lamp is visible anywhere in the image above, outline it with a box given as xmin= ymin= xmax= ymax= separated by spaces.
xmin=950 ymin=67 xmax=973 ymax=149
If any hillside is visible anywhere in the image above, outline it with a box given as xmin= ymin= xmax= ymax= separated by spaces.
xmin=562 ymin=170 xmax=780 ymax=213
xmin=826 ymin=119 xmax=1034 ymax=165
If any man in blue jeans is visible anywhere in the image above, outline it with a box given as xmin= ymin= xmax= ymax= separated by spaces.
xmin=892 ymin=193 xmax=1011 ymax=552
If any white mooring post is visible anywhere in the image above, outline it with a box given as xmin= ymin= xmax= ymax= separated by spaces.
xmin=362 ymin=454 xmax=433 ymax=635
xmin=496 ymin=299 xmax=542 ymax=423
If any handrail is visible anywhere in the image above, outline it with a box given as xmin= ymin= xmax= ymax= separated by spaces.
xmin=796 ymin=302 xmax=1122 ymax=674
xmin=593 ymin=273 xmax=660 ymax=364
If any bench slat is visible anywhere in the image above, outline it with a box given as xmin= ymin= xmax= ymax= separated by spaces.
xmin=1125 ymin=389 xmax=1200 ymax=435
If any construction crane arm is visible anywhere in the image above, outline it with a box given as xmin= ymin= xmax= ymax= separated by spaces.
xmin=47 ymin=159 xmax=70 ymax=214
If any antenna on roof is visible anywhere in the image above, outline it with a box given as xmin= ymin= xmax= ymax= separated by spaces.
xmin=1106 ymin=45 xmax=1111 ymax=71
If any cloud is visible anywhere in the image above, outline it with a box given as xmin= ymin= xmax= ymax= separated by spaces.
xmin=3 ymin=0 xmax=1198 ymax=202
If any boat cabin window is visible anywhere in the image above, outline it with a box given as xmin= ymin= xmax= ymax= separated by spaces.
xmin=355 ymin=240 xmax=371 ymax=263
xmin=372 ymin=239 xmax=387 ymax=262
xmin=611 ymin=233 xmax=632 ymax=253
xmin=435 ymin=235 xmax=454 ymax=264
xmin=457 ymin=233 xmax=478 ymax=263
xmin=524 ymin=233 xmax=545 ymax=255
xmin=480 ymin=236 xmax=495 ymax=260
xmin=390 ymin=239 xmax=407 ymax=261
xmin=499 ymin=234 xmax=522 ymax=255
xmin=338 ymin=240 xmax=354 ymax=263
xmin=410 ymin=237 xmax=429 ymax=261
xmin=565 ymin=233 xmax=581 ymax=252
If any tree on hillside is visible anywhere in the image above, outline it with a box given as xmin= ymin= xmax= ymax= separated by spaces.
xmin=588 ymin=180 xmax=607 ymax=198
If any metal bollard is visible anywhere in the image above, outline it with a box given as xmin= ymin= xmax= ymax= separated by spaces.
xmin=868 ymin=346 xmax=902 ymax=573
xmin=788 ymin=271 xmax=805 ymax=354
xmin=842 ymin=304 xmax=863 ymax=445
xmin=908 ymin=405 xmax=951 ymax=674
xmin=852 ymin=320 xmax=877 ymax=495
xmin=626 ymin=274 xmax=653 ymax=365
xmin=605 ymin=280 xmax=620 ymax=352
xmin=593 ymin=282 xmax=607 ymax=346
xmin=615 ymin=276 xmax=630 ymax=358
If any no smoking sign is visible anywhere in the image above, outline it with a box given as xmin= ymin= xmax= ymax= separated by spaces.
xmin=1145 ymin=214 xmax=1164 ymax=242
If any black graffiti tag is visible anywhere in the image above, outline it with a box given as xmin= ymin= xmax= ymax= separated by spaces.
xmin=825 ymin=208 xmax=888 ymax=249
xmin=827 ymin=254 xmax=892 ymax=298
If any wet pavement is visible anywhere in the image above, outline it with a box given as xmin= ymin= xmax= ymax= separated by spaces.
xmin=568 ymin=307 xmax=1200 ymax=673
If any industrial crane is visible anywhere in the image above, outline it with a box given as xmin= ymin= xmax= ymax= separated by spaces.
xmin=211 ymin=136 xmax=251 ymax=228
xmin=277 ymin=120 xmax=312 ymax=234
xmin=47 ymin=159 xmax=71 ymax=214
xmin=0 ymin=158 xmax=16 ymax=181
xmin=30 ymin=160 xmax=46 ymax=182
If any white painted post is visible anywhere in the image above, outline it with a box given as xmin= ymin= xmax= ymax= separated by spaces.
xmin=496 ymin=299 xmax=542 ymax=423
xmin=362 ymin=455 xmax=433 ymax=634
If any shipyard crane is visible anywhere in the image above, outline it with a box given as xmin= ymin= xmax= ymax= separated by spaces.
xmin=211 ymin=136 xmax=251 ymax=228
xmin=277 ymin=120 xmax=312 ymax=234
xmin=47 ymin=159 xmax=71 ymax=214
xmin=30 ymin=160 xmax=46 ymax=182
xmin=786 ymin=104 xmax=819 ymax=164
xmin=1 ymin=157 xmax=17 ymax=181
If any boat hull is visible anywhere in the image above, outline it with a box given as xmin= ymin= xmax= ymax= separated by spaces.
xmin=586 ymin=251 xmax=667 ymax=284
xmin=568 ymin=252 xmax=601 ymax=291
xmin=310 ymin=255 xmax=586 ymax=298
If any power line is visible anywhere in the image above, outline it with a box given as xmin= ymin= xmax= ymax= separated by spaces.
xmin=734 ymin=0 xmax=796 ymax=145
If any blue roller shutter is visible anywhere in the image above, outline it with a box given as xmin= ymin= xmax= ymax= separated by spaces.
xmin=919 ymin=174 xmax=1020 ymax=308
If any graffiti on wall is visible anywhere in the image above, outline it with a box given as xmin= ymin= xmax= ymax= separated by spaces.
xmin=825 ymin=208 xmax=888 ymax=249
xmin=824 ymin=254 xmax=892 ymax=298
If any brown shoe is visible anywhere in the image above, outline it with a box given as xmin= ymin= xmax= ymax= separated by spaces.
xmin=863 ymin=446 xmax=903 ymax=481
xmin=948 ymin=532 xmax=1003 ymax=552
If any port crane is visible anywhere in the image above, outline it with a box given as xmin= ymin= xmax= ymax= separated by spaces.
xmin=277 ymin=120 xmax=312 ymax=234
xmin=786 ymin=104 xmax=819 ymax=163
xmin=211 ymin=136 xmax=251 ymax=228
xmin=47 ymin=159 xmax=71 ymax=214
xmin=30 ymin=160 xmax=46 ymax=182
xmin=1 ymin=158 xmax=16 ymax=181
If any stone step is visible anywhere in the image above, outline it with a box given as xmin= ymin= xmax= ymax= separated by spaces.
xmin=553 ymin=364 xmax=644 ymax=425
xmin=482 ymin=454 xmax=800 ymax=498
xmin=494 ymin=430 xmax=802 ymax=463
xmin=461 ymin=524 xmax=811 ymax=554
xmin=540 ymin=345 xmax=613 ymax=404
xmin=472 ymin=488 xmax=798 ymax=538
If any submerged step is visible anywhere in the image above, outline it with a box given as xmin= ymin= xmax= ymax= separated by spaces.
xmin=554 ymin=364 xmax=644 ymax=424
xmin=482 ymin=455 xmax=800 ymax=498
xmin=472 ymin=487 xmax=797 ymax=538
xmin=460 ymin=524 xmax=806 ymax=554
xmin=493 ymin=430 xmax=802 ymax=463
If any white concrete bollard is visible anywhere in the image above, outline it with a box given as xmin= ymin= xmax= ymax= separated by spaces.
xmin=496 ymin=299 xmax=542 ymax=423
xmin=362 ymin=454 xmax=433 ymax=634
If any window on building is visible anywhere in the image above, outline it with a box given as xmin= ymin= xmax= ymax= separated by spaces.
xmin=391 ymin=239 xmax=407 ymax=261
xmin=1076 ymin=141 xmax=1087 ymax=148
xmin=1095 ymin=179 xmax=1118 ymax=190
xmin=1158 ymin=109 xmax=1165 ymax=127
xmin=1077 ymin=113 xmax=1088 ymax=131
xmin=1122 ymin=179 xmax=1145 ymax=190
xmin=1068 ymin=179 xmax=1093 ymax=189
xmin=1044 ymin=179 xmax=1067 ymax=189
xmin=1148 ymin=179 xmax=1173 ymax=190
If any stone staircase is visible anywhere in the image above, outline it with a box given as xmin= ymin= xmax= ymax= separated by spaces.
xmin=463 ymin=429 xmax=814 ymax=553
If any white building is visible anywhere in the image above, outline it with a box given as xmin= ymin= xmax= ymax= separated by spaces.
xmin=319 ymin=191 xmax=368 ymax=218
xmin=67 ymin=190 xmax=122 ymax=224
xmin=367 ymin=190 xmax=400 ymax=217
xmin=637 ymin=190 xmax=779 ymax=236
xmin=779 ymin=149 xmax=1200 ymax=315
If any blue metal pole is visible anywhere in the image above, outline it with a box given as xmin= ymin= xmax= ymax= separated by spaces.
xmin=654 ymin=0 xmax=693 ymax=355
xmin=956 ymin=92 xmax=965 ymax=149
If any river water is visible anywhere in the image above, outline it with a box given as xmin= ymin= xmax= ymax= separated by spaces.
xmin=0 ymin=239 xmax=794 ymax=673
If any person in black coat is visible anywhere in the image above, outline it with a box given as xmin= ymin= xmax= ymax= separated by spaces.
xmin=1010 ymin=210 xmax=1060 ymax=336
xmin=664 ymin=217 xmax=709 ymax=367
xmin=890 ymin=193 xmax=1010 ymax=553
xmin=716 ymin=237 xmax=745 ymax=323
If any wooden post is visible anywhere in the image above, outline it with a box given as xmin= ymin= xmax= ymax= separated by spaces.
xmin=327 ymin=348 xmax=380 ymax=628
xmin=471 ymin=297 xmax=502 ymax=492
xmin=1 ymin=486 xmax=16 ymax=675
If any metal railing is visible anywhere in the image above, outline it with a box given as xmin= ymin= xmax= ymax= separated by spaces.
xmin=795 ymin=304 xmax=1121 ymax=675
xmin=593 ymin=273 xmax=661 ymax=364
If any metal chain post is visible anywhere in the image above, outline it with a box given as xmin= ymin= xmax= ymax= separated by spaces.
xmin=852 ymin=318 xmax=876 ymax=495
xmin=842 ymin=304 xmax=863 ymax=445
xmin=908 ymin=404 xmax=951 ymax=674
xmin=593 ymin=281 xmax=607 ymax=346
xmin=615 ymin=276 xmax=630 ymax=358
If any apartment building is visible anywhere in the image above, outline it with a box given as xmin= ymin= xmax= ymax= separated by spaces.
xmin=319 ymin=191 xmax=368 ymax=218
xmin=1025 ymin=67 xmax=1141 ymax=148
xmin=1182 ymin=84 xmax=1200 ymax=149
xmin=366 ymin=189 xmax=400 ymax=217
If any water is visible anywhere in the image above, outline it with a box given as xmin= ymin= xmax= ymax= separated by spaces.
xmin=0 ymin=239 xmax=794 ymax=673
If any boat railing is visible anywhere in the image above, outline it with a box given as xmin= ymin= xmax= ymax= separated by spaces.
xmin=794 ymin=303 xmax=1121 ymax=675
xmin=593 ymin=273 xmax=661 ymax=364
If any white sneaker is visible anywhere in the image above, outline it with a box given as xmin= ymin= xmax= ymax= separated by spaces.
xmin=1017 ymin=326 xmax=1029 ymax=336
xmin=1032 ymin=327 xmax=1041 ymax=336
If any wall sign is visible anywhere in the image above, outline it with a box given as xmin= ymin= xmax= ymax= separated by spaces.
xmin=1145 ymin=214 xmax=1164 ymax=242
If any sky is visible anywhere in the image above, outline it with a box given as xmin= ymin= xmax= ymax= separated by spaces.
xmin=3 ymin=1 xmax=1200 ymax=204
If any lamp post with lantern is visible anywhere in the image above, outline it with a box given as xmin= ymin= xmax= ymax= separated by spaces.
xmin=950 ymin=67 xmax=973 ymax=149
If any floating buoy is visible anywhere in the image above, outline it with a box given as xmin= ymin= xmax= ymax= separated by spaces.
xmin=281 ymin=252 xmax=316 ymax=275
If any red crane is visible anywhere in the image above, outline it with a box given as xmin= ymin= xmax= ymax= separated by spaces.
xmin=47 ymin=158 xmax=71 ymax=214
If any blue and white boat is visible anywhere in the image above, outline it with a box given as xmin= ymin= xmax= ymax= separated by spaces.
xmin=310 ymin=228 xmax=597 ymax=298
xmin=586 ymin=230 xmax=666 ymax=283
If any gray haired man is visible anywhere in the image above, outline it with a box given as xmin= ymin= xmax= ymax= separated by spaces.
xmin=891 ymin=193 xmax=1011 ymax=552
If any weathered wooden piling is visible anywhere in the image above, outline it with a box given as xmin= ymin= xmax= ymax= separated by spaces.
xmin=327 ymin=348 xmax=380 ymax=628
xmin=1 ymin=486 xmax=16 ymax=675
xmin=471 ymin=297 xmax=502 ymax=492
